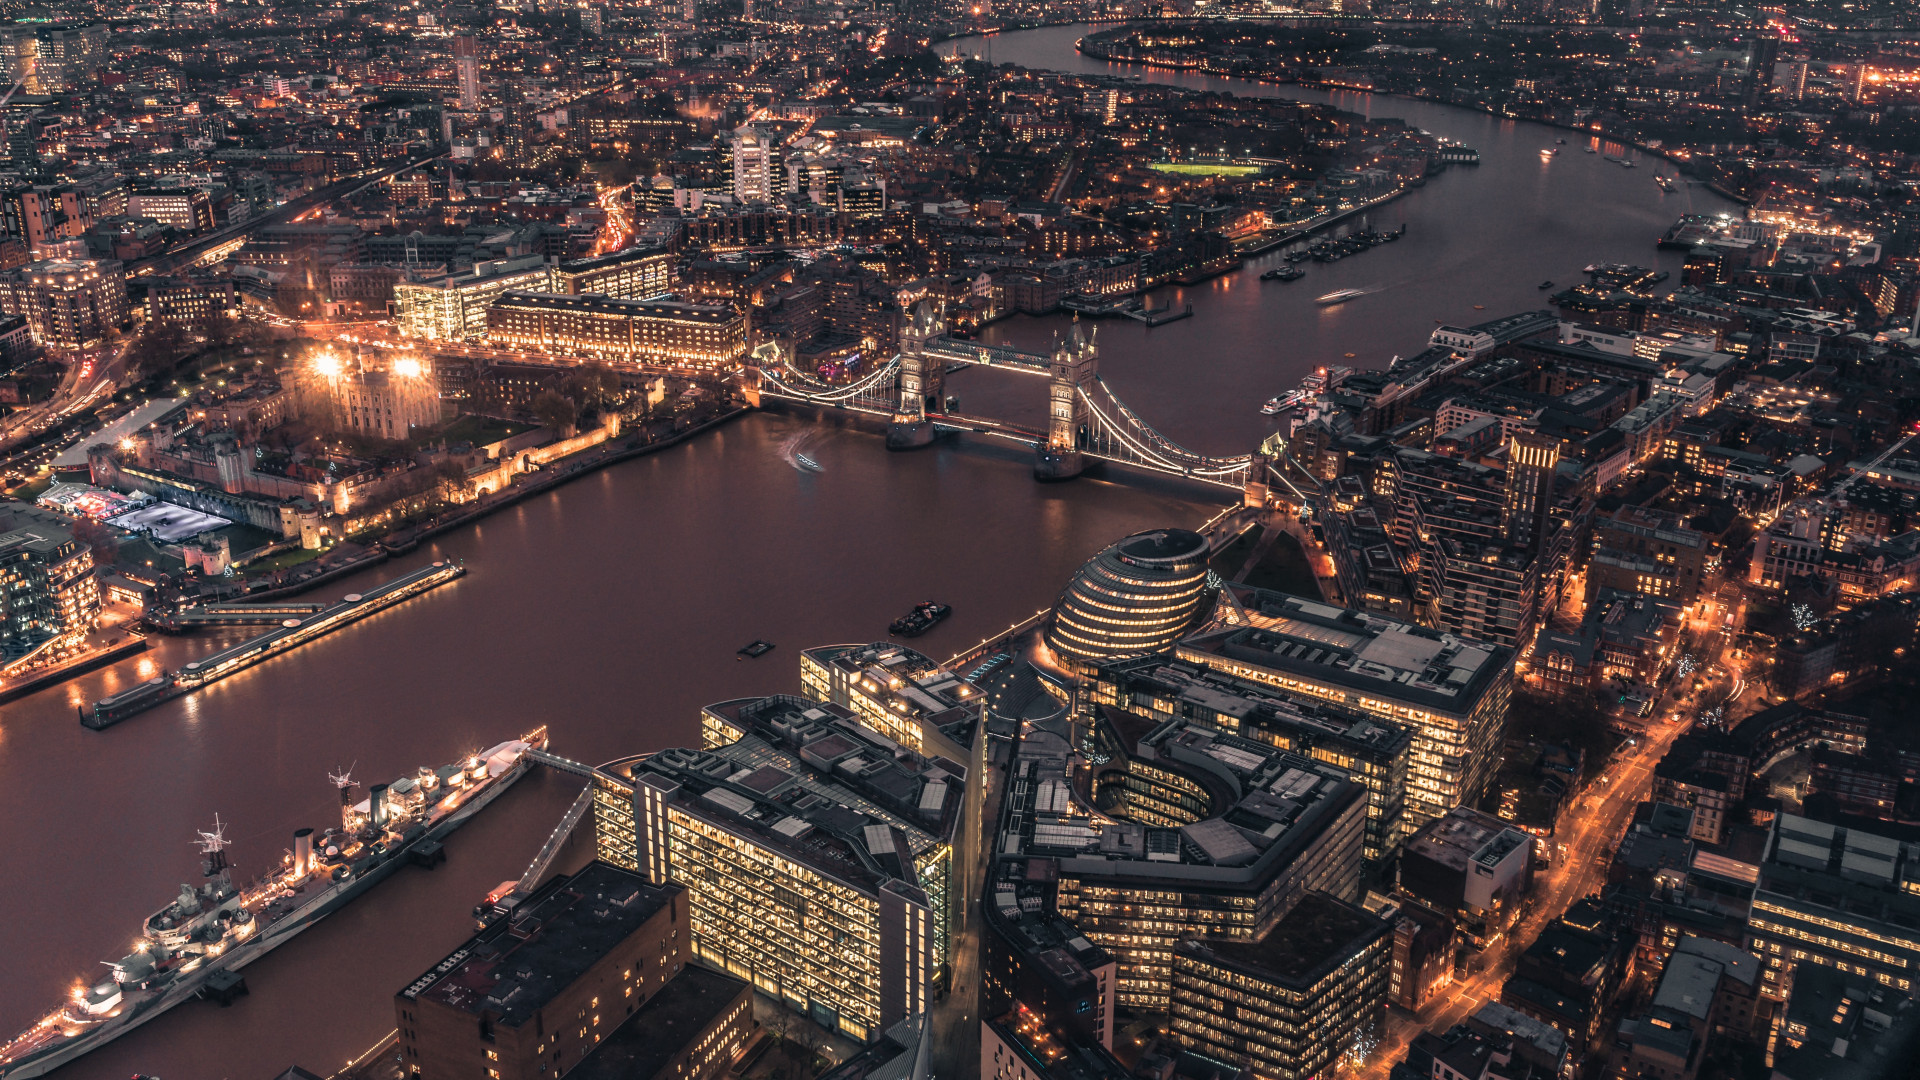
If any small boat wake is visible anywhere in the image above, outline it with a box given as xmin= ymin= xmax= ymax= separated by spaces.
xmin=779 ymin=431 xmax=826 ymax=473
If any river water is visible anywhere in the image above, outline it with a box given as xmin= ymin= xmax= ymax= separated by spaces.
xmin=942 ymin=24 xmax=1738 ymax=456
xmin=0 ymin=24 xmax=1738 ymax=1079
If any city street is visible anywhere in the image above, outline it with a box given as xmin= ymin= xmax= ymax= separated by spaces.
xmin=1354 ymin=715 xmax=1691 ymax=1080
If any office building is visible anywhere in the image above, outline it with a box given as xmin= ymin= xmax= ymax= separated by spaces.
xmin=1767 ymin=961 xmax=1920 ymax=1080
xmin=732 ymin=126 xmax=775 ymax=204
xmin=394 ymin=862 xmax=692 ymax=1079
xmin=591 ymin=694 xmax=958 ymax=1043
xmin=1037 ymin=713 xmax=1367 ymax=1010
xmin=126 ymin=190 xmax=217 ymax=233
xmin=1 ymin=258 xmax=128 ymax=348
xmin=1046 ymin=529 xmax=1216 ymax=666
xmin=1747 ymin=814 xmax=1920 ymax=999
xmin=799 ymin=641 xmax=981 ymax=753
xmin=485 ymin=292 xmax=747 ymax=368
xmin=1181 ymin=587 xmax=1512 ymax=827
xmin=1610 ymin=936 xmax=1762 ymax=1080
xmin=1087 ymin=654 xmax=1412 ymax=864
xmin=983 ymin=856 xmax=1119 ymax=1052
xmin=453 ymin=34 xmax=482 ymax=109
xmin=1587 ymin=506 xmax=1715 ymax=604
xmin=8 ymin=23 xmax=107 ymax=93
xmin=554 ymin=246 xmax=675 ymax=301
xmin=1168 ymin=893 xmax=1391 ymax=1080
xmin=1399 ymin=808 xmax=1533 ymax=947
xmin=393 ymin=255 xmax=554 ymax=341
xmin=0 ymin=508 xmax=98 ymax=663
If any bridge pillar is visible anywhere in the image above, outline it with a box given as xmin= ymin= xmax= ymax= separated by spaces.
xmin=887 ymin=301 xmax=946 ymax=450
xmin=1034 ymin=318 xmax=1098 ymax=481
xmin=1244 ymin=448 xmax=1273 ymax=508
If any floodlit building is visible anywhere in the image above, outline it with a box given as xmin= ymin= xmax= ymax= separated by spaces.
xmin=732 ymin=126 xmax=775 ymax=203
xmin=1183 ymin=587 xmax=1511 ymax=827
xmin=799 ymin=641 xmax=982 ymax=753
xmin=313 ymin=353 xmax=442 ymax=441
xmin=591 ymin=694 xmax=959 ymax=1043
xmin=393 ymin=255 xmax=555 ymax=341
xmin=554 ymin=246 xmax=676 ymax=301
xmin=1010 ymin=711 xmax=1367 ymax=1012
xmin=485 ymin=292 xmax=747 ymax=368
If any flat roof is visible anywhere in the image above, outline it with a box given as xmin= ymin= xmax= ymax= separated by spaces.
xmin=404 ymin=862 xmax=679 ymax=1026
xmin=1184 ymin=588 xmax=1509 ymax=717
xmin=53 ymin=398 xmax=190 ymax=468
xmin=568 ymin=963 xmax=750 ymax=1080
xmin=1181 ymin=892 xmax=1388 ymax=986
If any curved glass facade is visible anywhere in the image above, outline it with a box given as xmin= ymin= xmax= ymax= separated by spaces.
xmin=1046 ymin=529 xmax=1215 ymax=664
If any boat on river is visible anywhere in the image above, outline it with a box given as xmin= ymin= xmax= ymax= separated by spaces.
xmin=0 ymin=727 xmax=548 ymax=1079
xmin=1315 ymin=288 xmax=1366 ymax=306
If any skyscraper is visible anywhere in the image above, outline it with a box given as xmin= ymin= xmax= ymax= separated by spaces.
xmin=1744 ymin=34 xmax=1779 ymax=110
xmin=731 ymin=126 xmax=773 ymax=203
xmin=452 ymin=34 xmax=481 ymax=110
xmin=1501 ymin=431 xmax=1559 ymax=552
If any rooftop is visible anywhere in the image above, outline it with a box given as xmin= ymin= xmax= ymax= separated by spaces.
xmin=403 ymin=862 xmax=680 ymax=1026
xmin=1180 ymin=892 xmax=1388 ymax=987
xmin=1185 ymin=587 xmax=1510 ymax=716
xmin=567 ymin=963 xmax=750 ymax=1080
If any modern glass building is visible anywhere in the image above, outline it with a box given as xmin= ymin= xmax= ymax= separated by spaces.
xmin=1045 ymin=529 xmax=1216 ymax=666
xmin=1169 ymin=892 xmax=1392 ymax=1080
xmin=1181 ymin=586 xmax=1511 ymax=828
xmin=591 ymin=695 xmax=958 ymax=1042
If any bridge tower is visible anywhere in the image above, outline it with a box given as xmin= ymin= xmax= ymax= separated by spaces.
xmin=886 ymin=300 xmax=947 ymax=450
xmin=1035 ymin=318 xmax=1098 ymax=480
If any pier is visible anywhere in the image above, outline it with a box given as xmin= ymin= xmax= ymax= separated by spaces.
xmin=85 ymin=561 xmax=467 ymax=729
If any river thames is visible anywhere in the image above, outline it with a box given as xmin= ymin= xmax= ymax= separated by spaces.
xmin=0 ymin=23 xmax=1736 ymax=1078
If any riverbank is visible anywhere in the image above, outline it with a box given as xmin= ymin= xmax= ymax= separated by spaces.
xmin=193 ymin=406 xmax=751 ymax=606
xmin=0 ymin=635 xmax=148 ymax=707
xmin=1065 ymin=22 xmax=1734 ymax=193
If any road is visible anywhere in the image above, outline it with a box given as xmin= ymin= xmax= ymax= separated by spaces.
xmin=126 ymin=151 xmax=444 ymax=278
xmin=0 ymin=338 xmax=132 ymax=459
xmin=1355 ymin=716 xmax=1691 ymax=1080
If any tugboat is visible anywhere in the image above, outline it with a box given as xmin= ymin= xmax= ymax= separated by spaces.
xmin=889 ymin=602 xmax=951 ymax=638
xmin=1537 ymin=280 xmax=1554 ymax=289
xmin=1261 ymin=265 xmax=1305 ymax=281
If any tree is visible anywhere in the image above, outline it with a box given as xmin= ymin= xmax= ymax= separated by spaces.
xmin=132 ymin=322 xmax=190 ymax=379
xmin=69 ymin=518 xmax=119 ymax=571
xmin=529 ymin=389 xmax=579 ymax=436
xmin=429 ymin=457 xmax=472 ymax=504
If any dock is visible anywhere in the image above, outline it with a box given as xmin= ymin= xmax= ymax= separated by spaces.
xmin=1127 ymin=302 xmax=1194 ymax=326
xmin=85 ymin=561 xmax=467 ymax=730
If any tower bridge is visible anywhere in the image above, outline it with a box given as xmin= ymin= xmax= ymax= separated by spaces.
xmin=749 ymin=300 xmax=1317 ymax=497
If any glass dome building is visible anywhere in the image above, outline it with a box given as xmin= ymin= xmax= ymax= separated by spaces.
xmin=1045 ymin=529 xmax=1216 ymax=665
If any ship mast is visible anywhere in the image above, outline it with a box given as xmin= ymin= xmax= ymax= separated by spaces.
xmin=330 ymin=765 xmax=358 ymax=833
xmin=196 ymin=814 xmax=233 ymax=894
